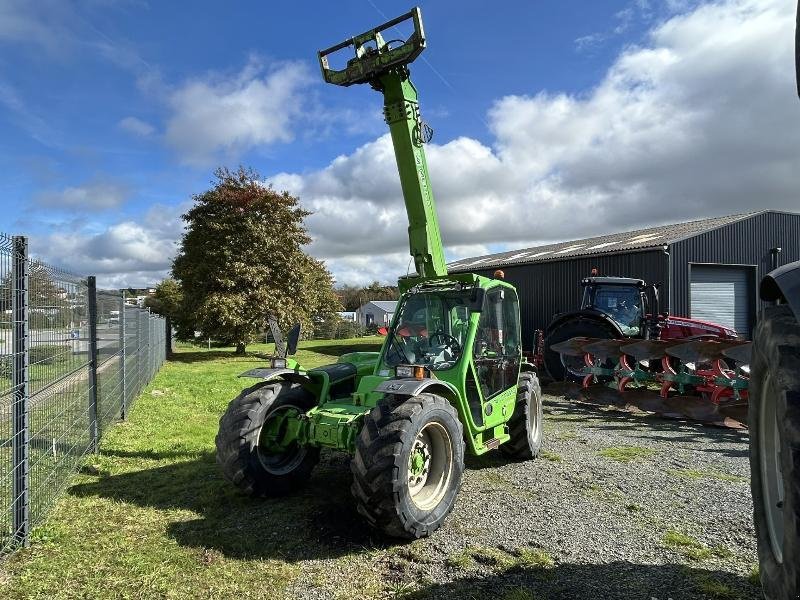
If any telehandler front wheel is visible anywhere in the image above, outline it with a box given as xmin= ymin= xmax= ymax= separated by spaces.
xmin=501 ymin=371 xmax=543 ymax=460
xmin=215 ymin=381 xmax=320 ymax=497
xmin=351 ymin=393 xmax=464 ymax=539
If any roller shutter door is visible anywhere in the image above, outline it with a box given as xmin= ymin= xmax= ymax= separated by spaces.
xmin=690 ymin=265 xmax=751 ymax=338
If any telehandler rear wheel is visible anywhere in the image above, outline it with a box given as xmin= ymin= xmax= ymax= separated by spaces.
xmin=501 ymin=372 xmax=543 ymax=460
xmin=216 ymin=381 xmax=320 ymax=496
xmin=351 ymin=393 xmax=464 ymax=539
xmin=749 ymin=305 xmax=800 ymax=600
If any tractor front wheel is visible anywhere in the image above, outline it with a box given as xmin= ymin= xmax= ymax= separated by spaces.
xmin=501 ymin=371 xmax=543 ymax=460
xmin=351 ymin=393 xmax=464 ymax=539
xmin=749 ymin=304 xmax=800 ymax=600
xmin=544 ymin=318 xmax=616 ymax=382
xmin=215 ymin=381 xmax=320 ymax=496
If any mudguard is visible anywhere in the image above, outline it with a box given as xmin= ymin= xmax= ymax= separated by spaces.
xmin=545 ymin=310 xmax=626 ymax=338
xmin=374 ymin=377 xmax=458 ymax=399
xmin=238 ymin=367 xmax=310 ymax=385
xmin=760 ymin=259 xmax=800 ymax=320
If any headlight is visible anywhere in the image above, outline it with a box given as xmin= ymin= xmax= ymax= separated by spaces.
xmin=396 ymin=365 xmax=414 ymax=378
xmin=271 ymin=357 xmax=287 ymax=369
xmin=396 ymin=365 xmax=428 ymax=379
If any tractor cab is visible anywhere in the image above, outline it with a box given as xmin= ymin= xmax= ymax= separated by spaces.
xmin=381 ymin=276 xmax=523 ymax=428
xmin=384 ymin=287 xmax=473 ymax=371
xmin=581 ymin=277 xmax=648 ymax=336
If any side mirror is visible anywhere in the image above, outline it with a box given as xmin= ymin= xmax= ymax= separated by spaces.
xmin=469 ymin=287 xmax=486 ymax=312
xmin=286 ymin=324 xmax=301 ymax=356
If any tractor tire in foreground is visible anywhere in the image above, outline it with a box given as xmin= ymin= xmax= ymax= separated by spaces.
xmin=544 ymin=318 xmax=617 ymax=382
xmin=216 ymin=381 xmax=320 ymax=496
xmin=501 ymin=372 xmax=543 ymax=460
xmin=351 ymin=393 xmax=464 ymax=539
xmin=749 ymin=304 xmax=800 ymax=600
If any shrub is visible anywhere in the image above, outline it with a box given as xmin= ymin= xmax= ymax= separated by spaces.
xmin=0 ymin=354 xmax=10 ymax=379
xmin=29 ymin=344 xmax=68 ymax=366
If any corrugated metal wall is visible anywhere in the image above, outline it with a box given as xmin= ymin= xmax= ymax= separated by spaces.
xmin=669 ymin=211 xmax=800 ymax=337
xmin=457 ymin=211 xmax=798 ymax=349
xmin=473 ymin=249 xmax=669 ymax=350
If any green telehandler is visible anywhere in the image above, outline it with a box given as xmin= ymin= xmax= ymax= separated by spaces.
xmin=215 ymin=7 xmax=543 ymax=539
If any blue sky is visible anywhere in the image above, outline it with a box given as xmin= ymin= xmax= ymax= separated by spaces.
xmin=1 ymin=0 xmax=797 ymax=287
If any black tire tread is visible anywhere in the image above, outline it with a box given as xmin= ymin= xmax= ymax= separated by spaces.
xmin=544 ymin=317 xmax=617 ymax=381
xmin=215 ymin=381 xmax=319 ymax=497
xmin=749 ymin=304 xmax=800 ymax=600
xmin=350 ymin=393 xmax=463 ymax=539
xmin=501 ymin=371 xmax=543 ymax=460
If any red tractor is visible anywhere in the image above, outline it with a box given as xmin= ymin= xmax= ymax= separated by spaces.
xmin=541 ymin=275 xmax=739 ymax=383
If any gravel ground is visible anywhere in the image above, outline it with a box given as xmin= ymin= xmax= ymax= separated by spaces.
xmin=279 ymin=390 xmax=760 ymax=600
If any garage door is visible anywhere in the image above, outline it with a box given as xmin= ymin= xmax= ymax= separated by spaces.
xmin=690 ymin=265 xmax=752 ymax=338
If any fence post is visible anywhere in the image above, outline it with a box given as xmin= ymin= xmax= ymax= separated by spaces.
xmin=119 ymin=291 xmax=126 ymax=420
xmin=147 ymin=308 xmax=153 ymax=382
xmin=87 ymin=276 xmax=99 ymax=453
xmin=11 ymin=235 xmax=29 ymax=547
xmin=164 ymin=315 xmax=172 ymax=359
xmin=138 ymin=309 xmax=144 ymax=394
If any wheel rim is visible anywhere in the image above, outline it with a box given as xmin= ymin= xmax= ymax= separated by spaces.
xmin=529 ymin=393 xmax=541 ymax=442
xmin=407 ymin=422 xmax=453 ymax=511
xmin=759 ymin=372 xmax=784 ymax=563
xmin=256 ymin=403 xmax=307 ymax=475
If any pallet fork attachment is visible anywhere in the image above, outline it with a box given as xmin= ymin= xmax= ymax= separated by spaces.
xmin=318 ymin=8 xmax=425 ymax=87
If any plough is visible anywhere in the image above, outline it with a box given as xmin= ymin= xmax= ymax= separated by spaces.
xmin=550 ymin=336 xmax=752 ymax=427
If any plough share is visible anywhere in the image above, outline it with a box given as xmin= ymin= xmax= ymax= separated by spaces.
xmin=550 ymin=336 xmax=752 ymax=428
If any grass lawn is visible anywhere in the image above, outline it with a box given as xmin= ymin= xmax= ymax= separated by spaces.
xmin=0 ymin=337 xmax=391 ymax=600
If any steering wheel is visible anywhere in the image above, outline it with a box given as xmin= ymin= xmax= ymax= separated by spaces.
xmin=428 ymin=331 xmax=461 ymax=356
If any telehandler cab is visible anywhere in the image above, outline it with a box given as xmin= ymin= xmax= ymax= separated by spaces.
xmin=215 ymin=8 xmax=543 ymax=539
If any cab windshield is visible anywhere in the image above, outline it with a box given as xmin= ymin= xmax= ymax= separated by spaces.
xmin=384 ymin=290 xmax=472 ymax=371
xmin=585 ymin=284 xmax=643 ymax=335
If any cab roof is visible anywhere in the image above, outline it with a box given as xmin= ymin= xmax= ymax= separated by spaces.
xmin=581 ymin=276 xmax=646 ymax=288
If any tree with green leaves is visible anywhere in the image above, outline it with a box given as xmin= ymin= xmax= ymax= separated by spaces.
xmin=172 ymin=167 xmax=340 ymax=353
xmin=144 ymin=278 xmax=188 ymax=336
xmin=0 ymin=260 xmax=77 ymax=327
xmin=336 ymin=281 xmax=399 ymax=311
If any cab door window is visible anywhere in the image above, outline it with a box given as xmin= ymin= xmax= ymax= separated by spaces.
xmin=473 ymin=288 xmax=521 ymax=400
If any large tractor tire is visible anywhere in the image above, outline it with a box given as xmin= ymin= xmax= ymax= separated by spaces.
xmin=544 ymin=318 xmax=618 ymax=382
xmin=216 ymin=381 xmax=320 ymax=496
xmin=351 ymin=393 xmax=465 ymax=539
xmin=749 ymin=304 xmax=800 ymax=600
xmin=501 ymin=371 xmax=543 ymax=460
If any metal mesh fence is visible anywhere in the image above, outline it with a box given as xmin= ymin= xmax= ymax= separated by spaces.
xmin=0 ymin=233 xmax=24 ymax=552
xmin=0 ymin=235 xmax=168 ymax=554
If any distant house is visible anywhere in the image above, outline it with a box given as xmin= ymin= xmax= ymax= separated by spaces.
xmin=356 ymin=300 xmax=397 ymax=327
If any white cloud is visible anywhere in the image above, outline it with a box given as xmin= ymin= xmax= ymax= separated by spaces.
xmin=164 ymin=59 xmax=312 ymax=167
xmin=0 ymin=0 xmax=66 ymax=51
xmin=35 ymin=182 xmax=129 ymax=211
xmin=267 ymin=0 xmax=800 ymax=285
xmin=118 ymin=116 xmax=155 ymax=137
xmin=30 ymin=203 xmax=185 ymax=288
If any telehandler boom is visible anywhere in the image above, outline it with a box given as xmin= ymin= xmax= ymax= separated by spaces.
xmin=319 ymin=8 xmax=446 ymax=278
xmin=215 ymin=7 xmax=543 ymax=539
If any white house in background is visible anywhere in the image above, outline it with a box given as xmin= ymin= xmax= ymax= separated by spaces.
xmin=337 ymin=311 xmax=356 ymax=322
xmin=356 ymin=300 xmax=397 ymax=327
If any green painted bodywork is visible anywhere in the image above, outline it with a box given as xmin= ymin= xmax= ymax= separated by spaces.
xmin=257 ymin=8 xmax=526 ymax=460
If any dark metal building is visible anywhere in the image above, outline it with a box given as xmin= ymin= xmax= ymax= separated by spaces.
xmin=449 ymin=210 xmax=800 ymax=347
